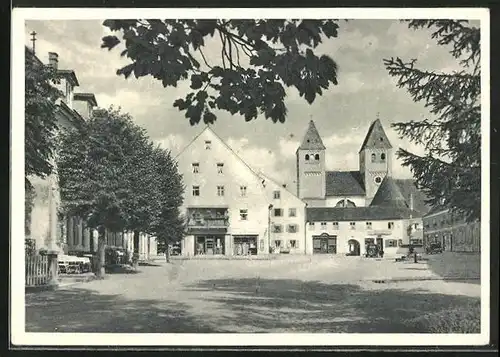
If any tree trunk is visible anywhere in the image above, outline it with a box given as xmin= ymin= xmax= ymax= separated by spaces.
xmin=165 ymin=242 xmax=170 ymax=263
xmin=133 ymin=230 xmax=140 ymax=269
xmin=96 ymin=226 xmax=106 ymax=278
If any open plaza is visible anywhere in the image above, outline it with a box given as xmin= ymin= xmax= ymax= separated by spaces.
xmin=25 ymin=252 xmax=481 ymax=334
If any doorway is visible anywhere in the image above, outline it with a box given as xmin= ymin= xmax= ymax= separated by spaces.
xmin=347 ymin=239 xmax=360 ymax=256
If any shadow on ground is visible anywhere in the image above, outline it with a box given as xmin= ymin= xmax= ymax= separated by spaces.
xmin=138 ymin=262 xmax=162 ymax=267
xmin=105 ymin=265 xmax=141 ymax=274
xmin=185 ymin=278 xmax=481 ymax=333
xmin=25 ymin=287 xmax=214 ymax=333
xmin=425 ymin=253 xmax=481 ymax=285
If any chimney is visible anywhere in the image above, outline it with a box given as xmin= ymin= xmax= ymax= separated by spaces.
xmin=48 ymin=52 xmax=59 ymax=70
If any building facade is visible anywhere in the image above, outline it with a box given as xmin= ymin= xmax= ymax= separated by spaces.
xmin=297 ymin=119 xmax=428 ymax=257
xmin=423 ymin=208 xmax=480 ymax=253
xmin=176 ymin=126 xmax=306 ymax=256
xmin=25 ymin=46 xmax=155 ymax=261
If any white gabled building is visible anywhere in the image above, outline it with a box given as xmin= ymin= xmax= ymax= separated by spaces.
xmin=175 ymin=126 xmax=307 ymax=256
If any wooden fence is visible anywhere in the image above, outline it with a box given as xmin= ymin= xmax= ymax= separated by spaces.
xmin=25 ymin=254 xmax=50 ymax=287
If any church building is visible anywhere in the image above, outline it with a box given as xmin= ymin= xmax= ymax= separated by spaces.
xmin=297 ymin=119 xmax=428 ymax=256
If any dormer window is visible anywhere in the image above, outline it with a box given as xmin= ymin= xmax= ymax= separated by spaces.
xmin=205 ymin=140 xmax=212 ymax=150
xmin=371 ymin=153 xmax=376 ymax=162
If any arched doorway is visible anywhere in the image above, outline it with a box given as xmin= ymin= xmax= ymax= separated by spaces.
xmin=347 ymin=239 xmax=360 ymax=256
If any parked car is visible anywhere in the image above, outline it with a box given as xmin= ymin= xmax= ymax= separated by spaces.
xmin=426 ymin=242 xmax=443 ymax=254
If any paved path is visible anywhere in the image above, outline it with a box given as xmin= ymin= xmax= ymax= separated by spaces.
xmin=25 ymin=255 xmax=481 ymax=333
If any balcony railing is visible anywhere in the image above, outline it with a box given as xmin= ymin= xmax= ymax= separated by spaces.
xmin=187 ymin=217 xmax=229 ymax=228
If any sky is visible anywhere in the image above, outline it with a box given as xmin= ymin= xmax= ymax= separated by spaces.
xmin=24 ymin=18 xmax=470 ymax=189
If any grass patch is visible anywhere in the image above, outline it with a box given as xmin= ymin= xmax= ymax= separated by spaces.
xmin=403 ymin=302 xmax=480 ymax=333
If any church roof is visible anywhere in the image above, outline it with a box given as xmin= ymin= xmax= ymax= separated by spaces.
xmin=325 ymin=171 xmax=365 ymax=196
xmin=393 ymin=179 xmax=432 ymax=215
xmin=306 ymin=206 xmax=421 ymax=222
xmin=298 ymin=120 xmax=326 ymax=151
xmin=370 ymin=176 xmax=409 ymax=209
xmin=359 ymin=119 xmax=392 ymax=153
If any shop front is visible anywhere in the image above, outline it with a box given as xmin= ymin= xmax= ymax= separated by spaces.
xmin=232 ymin=235 xmax=258 ymax=256
xmin=312 ymin=233 xmax=337 ymax=254
xmin=195 ymin=235 xmax=225 ymax=255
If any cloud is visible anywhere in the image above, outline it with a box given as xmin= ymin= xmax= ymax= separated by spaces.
xmin=155 ymin=133 xmax=186 ymax=156
xmin=227 ymin=137 xmax=292 ymax=184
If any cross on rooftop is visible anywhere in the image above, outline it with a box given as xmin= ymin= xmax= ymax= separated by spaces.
xmin=30 ymin=31 xmax=37 ymax=54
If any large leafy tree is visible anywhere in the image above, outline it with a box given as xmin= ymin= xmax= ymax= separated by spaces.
xmin=25 ymin=50 xmax=63 ymax=240
xmin=148 ymin=146 xmax=185 ymax=263
xmin=25 ymin=49 xmax=63 ymax=187
xmin=384 ymin=20 xmax=480 ymax=221
xmin=101 ymin=19 xmax=340 ymax=125
xmin=57 ymin=107 xmax=158 ymax=276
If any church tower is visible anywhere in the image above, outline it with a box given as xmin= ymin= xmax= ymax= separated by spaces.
xmin=359 ymin=118 xmax=393 ymax=205
xmin=296 ymin=120 xmax=326 ymax=200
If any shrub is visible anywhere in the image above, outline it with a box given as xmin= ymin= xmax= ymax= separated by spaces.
xmin=404 ymin=302 xmax=481 ymax=333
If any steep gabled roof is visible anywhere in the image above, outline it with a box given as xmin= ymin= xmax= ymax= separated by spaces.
xmin=370 ymin=176 xmax=409 ymax=209
xmin=394 ymin=179 xmax=433 ymax=216
xmin=298 ymin=120 xmax=326 ymax=151
xmin=359 ymin=118 xmax=392 ymax=153
xmin=325 ymin=171 xmax=365 ymax=196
